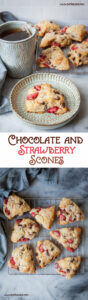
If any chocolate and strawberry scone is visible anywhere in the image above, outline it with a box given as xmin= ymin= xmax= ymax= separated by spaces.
xmin=50 ymin=227 xmax=82 ymax=253
xmin=26 ymin=83 xmax=69 ymax=114
xmin=66 ymin=24 xmax=85 ymax=42
xmin=35 ymin=20 xmax=60 ymax=37
xmin=35 ymin=240 xmax=61 ymax=268
xmin=40 ymin=31 xmax=71 ymax=49
xmin=55 ymin=256 xmax=81 ymax=279
xmin=8 ymin=244 xmax=36 ymax=273
xmin=3 ymin=194 xmax=30 ymax=220
xmin=68 ymin=39 xmax=88 ymax=67
xmin=36 ymin=46 xmax=70 ymax=70
xmin=56 ymin=198 xmax=85 ymax=225
xmin=30 ymin=206 xmax=55 ymax=229
xmin=11 ymin=218 xmax=40 ymax=243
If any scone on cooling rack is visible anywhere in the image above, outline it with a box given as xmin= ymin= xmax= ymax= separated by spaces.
xmin=65 ymin=24 xmax=85 ymax=42
xmin=25 ymin=83 xmax=69 ymax=114
xmin=40 ymin=30 xmax=71 ymax=48
xmin=68 ymin=39 xmax=88 ymax=67
xmin=8 ymin=244 xmax=36 ymax=273
xmin=35 ymin=240 xmax=61 ymax=268
xmin=36 ymin=46 xmax=70 ymax=71
xmin=3 ymin=194 xmax=30 ymax=220
xmin=50 ymin=227 xmax=82 ymax=252
xmin=30 ymin=206 xmax=55 ymax=229
xmin=11 ymin=218 xmax=40 ymax=242
xmin=35 ymin=20 xmax=60 ymax=36
xmin=56 ymin=198 xmax=85 ymax=225
xmin=55 ymin=256 xmax=81 ymax=279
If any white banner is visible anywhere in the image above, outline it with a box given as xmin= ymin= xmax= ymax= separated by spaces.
xmin=0 ymin=132 xmax=87 ymax=168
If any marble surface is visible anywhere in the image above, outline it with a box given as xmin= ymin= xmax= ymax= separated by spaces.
xmin=0 ymin=74 xmax=88 ymax=132
xmin=0 ymin=168 xmax=88 ymax=300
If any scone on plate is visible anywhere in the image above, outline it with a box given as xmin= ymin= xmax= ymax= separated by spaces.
xmin=3 ymin=194 xmax=30 ymax=220
xmin=40 ymin=31 xmax=71 ymax=48
xmin=66 ymin=24 xmax=85 ymax=42
xmin=8 ymin=244 xmax=36 ymax=273
xmin=50 ymin=227 xmax=82 ymax=252
xmin=55 ymin=256 xmax=81 ymax=279
xmin=35 ymin=240 xmax=61 ymax=268
xmin=35 ymin=20 xmax=60 ymax=36
xmin=30 ymin=206 xmax=55 ymax=229
xmin=25 ymin=83 xmax=69 ymax=114
xmin=56 ymin=198 xmax=85 ymax=225
xmin=68 ymin=39 xmax=88 ymax=67
xmin=11 ymin=218 xmax=40 ymax=242
xmin=36 ymin=46 xmax=70 ymax=70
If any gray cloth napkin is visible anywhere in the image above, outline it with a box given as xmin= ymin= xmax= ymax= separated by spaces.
xmin=0 ymin=168 xmax=59 ymax=269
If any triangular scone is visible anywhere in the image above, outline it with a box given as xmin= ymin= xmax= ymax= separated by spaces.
xmin=11 ymin=218 xmax=40 ymax=242
xmin=25 ymin=83 xmax=69 ymax=114
xmin=50 ymin=227 xmax=82 ymax=252
xmin=66 ymin=24 xmax=85 ymax=42
xmin=8 ymin=244 xmax=36 ymax=273
xmin=30 ymin=206 xmax=55 ymax=229
xmin=56 ymin=198 xmax=85 ymax=225
xmin=35 ymin=20 xmax=60 ymax=36
xmin=3 ymin=194 xmax=30 ymax=220
xmin=40 ymin=31 xmax=71 ymax=48
xmin=35 ymin=240 xmax=61 ymax=268
xmin=55 ymin=256 xmax=81 ymax=279
xmin=36 ymin=46 xmax=70 ymax=70
xmin=68 ymin=39 xmax=88 ymax=67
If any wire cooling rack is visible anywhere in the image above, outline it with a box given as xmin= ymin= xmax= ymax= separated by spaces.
xmin=8 ymin=196 xmax=88 ymax=275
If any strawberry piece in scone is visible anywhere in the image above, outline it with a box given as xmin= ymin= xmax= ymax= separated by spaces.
xmin=35 ymin=20 xmax=60 ymax=36
xmin=35 ymin=240 xmax=61 ymax=268
xmin=56 ymin=198 xmax=85 ymax=225
xmin=68 ymin=40 xmax=88 ymax=67
xmin=55 ymin=256 xmax=81 ymax=279
xmin=8 ymin=244 xmax=36 ymax=273
xmin=11 ymin=218 xmax=40 ymax=242
xmin=36 ymin=46 xmax=70 ymax=71
xmin=66 ymin=24 xmax=85 ymax=42
xmin=50 ymin=227 xmax=82 ymax=252
xmin=26 ymin=83 xmax=69 ymax=114
xmin=30 ymin=206 xmax=55 ymax=229
xmin=3 ymin=194 xmax=30 ymax=220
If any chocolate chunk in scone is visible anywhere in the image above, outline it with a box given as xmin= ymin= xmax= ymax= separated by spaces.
xmin=56 ymin=198 xmax=85 ymax=225
xmin=26 ymin=83 xmax=69 ymax=114
xmin=68 ymin=39 xmax=88 ymax=67
xmin=35 ymin=20 xmax=60 ymax=36
xmin=36 ymin=46 xmax=70 ymax=70
xmin=11 ymin=218 xmax=40 ymax=242
xmin=50 ymin=227 xmax=82 ymax=252
xmin=55 ymin=256 xmax=81 ymax=279
xmin=8 ymin=244 xmax=36 ymax=273
xmin=30 ymin=206 xmax=55 ymax=229
xmin=35 ymin=240 xmax=61 ymax=268
xmin=3 ymin=194 xmax=30 ymax=220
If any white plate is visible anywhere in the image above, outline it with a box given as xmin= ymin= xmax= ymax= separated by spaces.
xmin=10 ymin=72 xmax=81 ymax=129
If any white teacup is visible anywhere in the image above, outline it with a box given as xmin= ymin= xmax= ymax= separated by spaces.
xmin=0 ymin=21 xmax=37 ymax=78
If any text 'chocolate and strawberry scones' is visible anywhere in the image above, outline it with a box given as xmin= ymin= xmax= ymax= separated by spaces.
xmin=36 ymin=46 xmax=70 ymax=71
xmin=50 ymin=227 xmax=82 ymax=253
xmin=56 ymin=198 xmax=85 ymax=225
xmin=40 ymin=31 xmax=71 ymax=49
xmin=68 ymin=39 xmax=88 ymax=67
xmin=26 ymin=83 xmax=69 ymax=114
xmin=3 ymin=194 xmax=30 ymax=220
xmin=55 ymin=256 xmax=81 ymax=279
xmin=11 ymin=218 xmax=40 ymax=242
xmin=66 ymin=24 xmax=85 ymax=42
xmin=35 ymin=20 xmax=60 ymax=37
xmin=8 ymin=244 xmax=36 ymax=273
xmin=30 ymin=206 xmax=55 ymax=229
xmin=35 ymin=240 xmax=61 ymax=268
